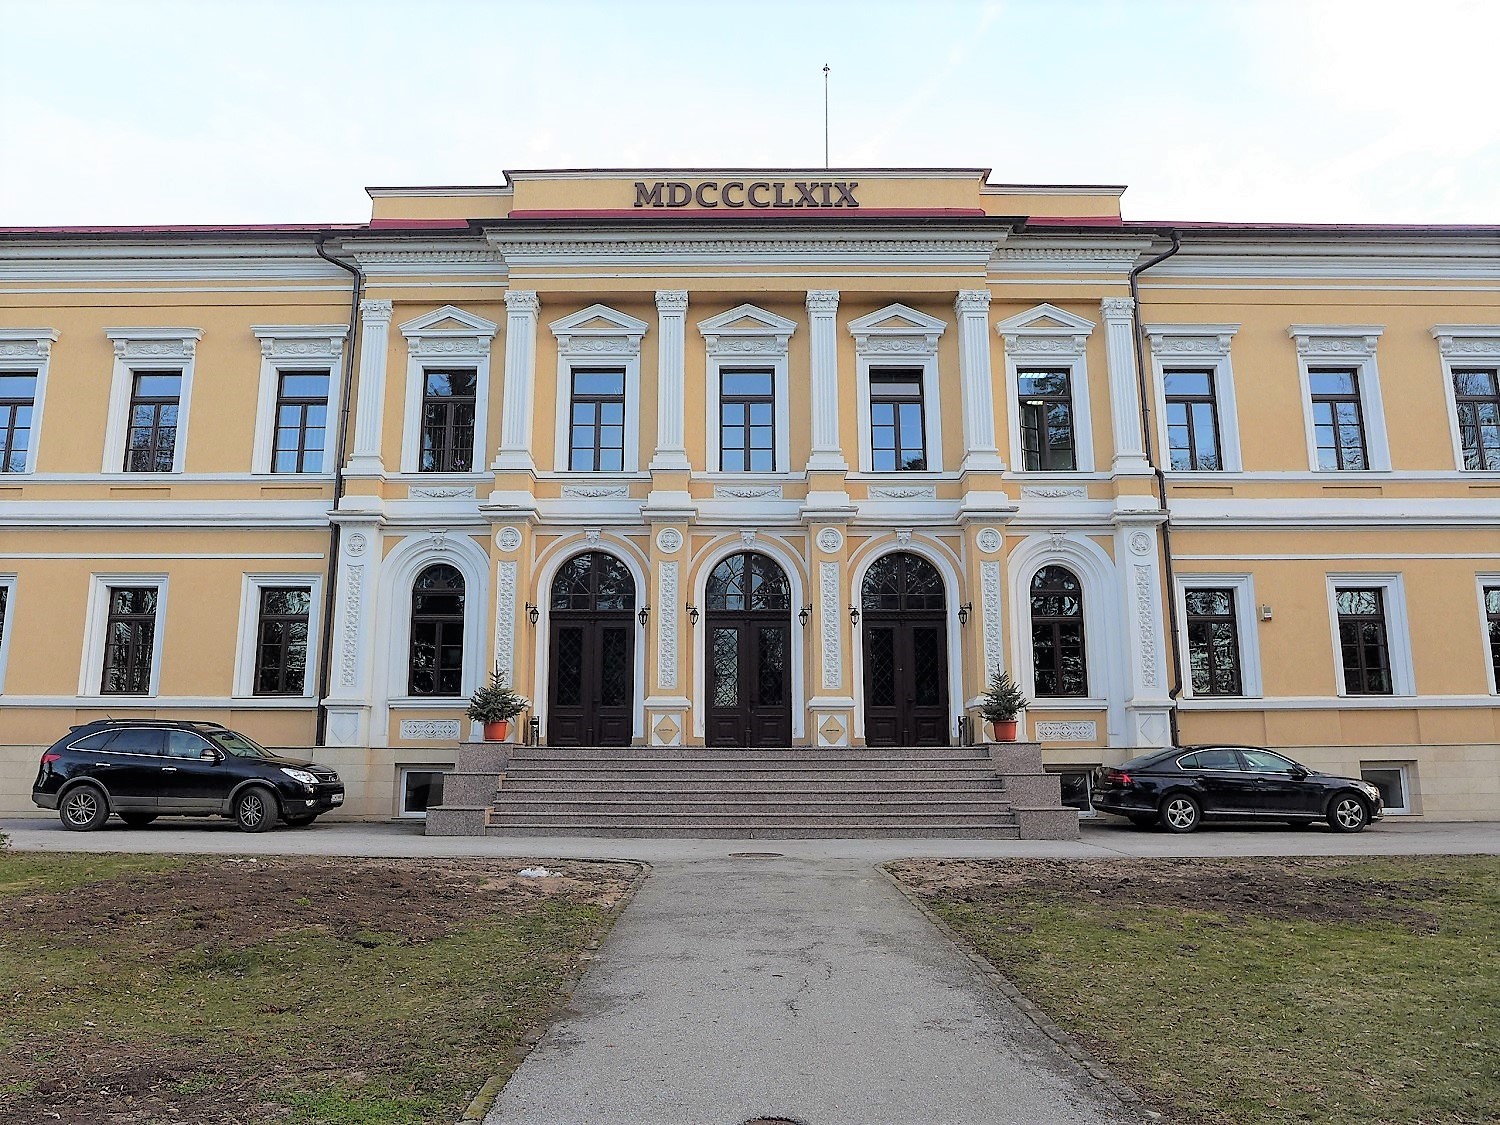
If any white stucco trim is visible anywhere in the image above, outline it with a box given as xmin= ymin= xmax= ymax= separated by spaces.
xmin=1475 ymin=573 xmax=1500 ymax=695
xmin=0 ymin=573 xmax=15 ymax=694
xmin=1174 ymin=572 xmax=1262 ymax=699
xmin=997 ymin=303 xmax=1097 ymax=473
xmin=1431 ymin=325 xmax=1500 ymax=473
xmin=1324 ymin=572 xmax=1415 ymax=697
xmin=1290 ymin=325 xmax=1389 ymax=472
xmin=78 ymin=573 xmax=169 ymax=698
xmin=1145 ymin=323 xmax=1242 ymax=473
xmin=697 ymin=303 xmax=796 ymax=474
xmin=102 ymin=328 xmax=202 ymax=474
xmin=398 ymin=306 xmax=497 ymax=475
xmin=0 ymin=328 xmax=57 ymax=475
xmin=249 ymin=324 xmax=347 ymax=476
xmin=848 ymin=303 xmax=947 ymax=474
xmin=549 ymin=304 xmax=649 ymax=474
xmin=232 ymin=572 xmax=325 ymax=699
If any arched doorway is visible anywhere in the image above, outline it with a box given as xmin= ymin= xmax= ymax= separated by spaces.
xmin=704 ymin=552 xmax=792 ymax=747
xmin=861 ymin=552 xmax=950 ymax=746
xmin=547 ymin=551 xmax=635 ymax=746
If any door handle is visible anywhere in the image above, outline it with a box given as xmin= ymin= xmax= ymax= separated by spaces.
xmin=162 ymin=766 xmax=178 ymax=772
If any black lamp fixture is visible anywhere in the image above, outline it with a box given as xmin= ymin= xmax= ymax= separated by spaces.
xmin=798 ymin=603 xmax=812 ymax=627
xmin=848 ymin=604 xmax=860 ymax=626
xmin=638 ymin=604 xmax=651 ymax=627
xmin=525 ymin=602 xmax=539 ymax=626
xmin=958 ymin=602 xmax=972 ymax=627
xmin=686 ymin=603 xmax=700 ymax=625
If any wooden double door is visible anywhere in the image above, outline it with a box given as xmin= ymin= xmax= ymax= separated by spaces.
xmin=705 ymin=552 xmax=793 ymax=748
xmin=861 ymin=552 xmax=951 ymax=746
xmin=547 ymin=552 xmax=635 ymax=746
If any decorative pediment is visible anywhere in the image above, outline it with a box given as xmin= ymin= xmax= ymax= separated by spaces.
xmin=251 ymin=324 xmax=348 ymax=362
xmin=697 ymin=303 xmax=797 ymax=355
xmin=399 ymin=305 xmax=498 ymax=339
xmin=847 ymin=303 xmax=946 ymax=355
xmin=550 ymin=304 xmax=650 ymax=356
xmin=1430 ymin=324 xmax=1500 ymax=360
xmin=995 ymin=302 xmax=1096 ymax=336
xmin=1144 ymin=323 xmax=1239 ymax=359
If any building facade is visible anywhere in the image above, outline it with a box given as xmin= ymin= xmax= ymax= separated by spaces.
xmin=1 ymin=168 xmax=1497 ymax=820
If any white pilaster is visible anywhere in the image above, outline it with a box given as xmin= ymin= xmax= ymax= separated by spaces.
xmin=1101 ymin=296 xmax=1151 ymax=475
xmin=1115 ymin=520 xmax=1173 ymax=748
xmin=322 ymin=520 xmax=380 ymax=746
xmin=955 ymin=290 xmax=1005 ymax=472
xmin=805 ymin=290 xmax=846 ymax=472
xmin=346 ymin=299 xmax=392 ymax=476
xmin=650 ymin=291 xmax=690 ymax=470
xmin=494 ymin=290 xmax=540 ymax=471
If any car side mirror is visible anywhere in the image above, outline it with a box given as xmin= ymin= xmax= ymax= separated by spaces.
xmin=1289 ymin=766 xmax=1309 ymax=780
xmin=200 ymin=748 xmax=223 ymax=763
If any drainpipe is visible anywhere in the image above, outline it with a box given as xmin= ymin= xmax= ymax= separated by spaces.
xmin=1128 ymin=231 xmax=1183 ymax=746
xmin=312 ymin=234 xmax=364 ymax=746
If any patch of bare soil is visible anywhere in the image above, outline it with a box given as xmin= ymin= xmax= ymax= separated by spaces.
xmin=0 ymin=856 xmax=637 ymax=949
xmin=887 ymin=857 xmax=1442 ymax=932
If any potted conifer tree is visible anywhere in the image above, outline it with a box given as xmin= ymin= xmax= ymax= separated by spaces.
xmin=979 ymin=670 xmax=1029 ymax=742
xmin=466 ymin=666 xmax=529 ymax=742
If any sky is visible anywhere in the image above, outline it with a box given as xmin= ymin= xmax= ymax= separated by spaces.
xmin=2 ymin=0 xmax=1497 ymax=226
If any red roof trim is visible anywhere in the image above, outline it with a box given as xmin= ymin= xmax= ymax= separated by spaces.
xmin=505 ymin=207 xmax=988 ymax=220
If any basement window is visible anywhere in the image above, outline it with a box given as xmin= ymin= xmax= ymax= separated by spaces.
xmin=1360 ymin=762 xmax=1413 ymax=815
xmin=399 ymin=767 xmax=448 ymax=818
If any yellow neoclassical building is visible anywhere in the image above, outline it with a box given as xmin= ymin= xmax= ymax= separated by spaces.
xmin=1 ymin=168 xmax=1497 ymax=820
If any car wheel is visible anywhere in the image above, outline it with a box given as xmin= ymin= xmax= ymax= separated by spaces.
xmin=1327 ymin=792 xmax=1370 ymax=833
xmin=1128 ymin=814 xmax=1157 ymax=829
xmin=60 ymin=785 xmax=109 ymax=832
xmin=233 ymin=787 xmax=279 ymax=833
xmin=1159 ymin=793 xmax=1201 ymax=833
xmin=119 ymin=813 xmax=158 ymax=828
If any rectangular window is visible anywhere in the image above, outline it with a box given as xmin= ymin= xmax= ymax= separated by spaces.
xmin=419 ymin=369 xmax=477 ymax=472
xmin=102 ymin=586 xmax=158 ymax=694
xmin=1048 ymin=768 xmax=1098 ymax=816
xmin=1018 ymin=369 xmax=1076 ymax=471
xmin=1185 ymin=588 xmax=1243 ymax=695
xmin=1453 ymin=368 xmax=1500 ymax=471
xmin=1163 ymin=370 xmax=1222 ymax=471
xmin=1309 ymin=368 xmax=1369 ymax=471
xmin=0 ymin=372 xmax=37 ymax=473
xmin=568 ymin=368 xmax=626 ymax=472
xmin=254 ymin=586 xmax=311 ymax=695
xmin=1336 ymin=587 xmax=1392 ymax=694
xmin=399 ymin=767 xmax=449 ymax=818
xmin=272 ymin=371 xmax=330 ymax=474
xmin=124 ymin=371 xmax=181 ymax=473
xmin=1486 ymin=585 xmax=1500 ymax=690
xmin=1360 ymin=764 xmax=1412 ymax=814
xmin=719 ymin=368 xmax=775 ymax=472
xmin=869 ymin=368 xmax=926 ymax=472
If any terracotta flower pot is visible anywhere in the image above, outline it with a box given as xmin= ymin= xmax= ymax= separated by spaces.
xmin=990 ymin=719 xmax=1019 ymax=742
xmin=482 ymin=719 xmax=510 ymax=742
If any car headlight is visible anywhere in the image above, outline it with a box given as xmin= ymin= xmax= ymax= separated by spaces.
xmin=1359 ymin=782 xmax=1382 ymax=800
xmin=281 ymin=768 xmax=318 ymax=787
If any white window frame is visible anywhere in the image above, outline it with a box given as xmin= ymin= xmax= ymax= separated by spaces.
xmin=1477 ymin=573 xmax=1500 ymax=695
xmin=1145 ymin=324 xmax=1242 ymax=473
xmin=397 ymin=764 xmax=452 ymax=818
xmin=996 ymin=303 xmax=1097 ymax=473
xmin=550 ymin=304 xmax=648 ymax=474
xmin=697 ymin=303 xmax=796 ymax=474
xmin=250 ymin=325 xmax=346 ymax=476
xmin=79 ymin=573 xmax=169 ymax=697
xmin=397 ymin=306 xmax=497 ymax=476
xmin=1045 ymin=764 xmax=1101 ymax=818
xmin=1359 ymin=760 xmax=1415 ymax=815
xmin=1175 ymin=574 xmax=1262 ymax=698
xmin=232 ymin=573 xmax=324 ymax=699
xmin=102 ymin=328 xmax=201 ymax=474
xmin=1431 ymin=325 xmax=1500 ymax=473
xmin=1290 ymin=325 xmax=1389 ymax=472
xmin=0 ymin=573 xmax=15 ymax=694
xmin=1325 ymin=573 xmax=1415 ymax=697
xmin=0 ymin=328 xmax=57 ymax=475
xmin=848 ymin=303 xmax=947 ymax=474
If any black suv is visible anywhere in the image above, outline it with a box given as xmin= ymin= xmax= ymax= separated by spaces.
xmin=32 ymin=720 xmax=344 ymax=832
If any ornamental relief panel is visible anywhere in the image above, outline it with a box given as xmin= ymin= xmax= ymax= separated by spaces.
xmin=820 ymin=562 xmax=841 ymax=691
xmin=495 ymin=561 xmax=518 ymax=682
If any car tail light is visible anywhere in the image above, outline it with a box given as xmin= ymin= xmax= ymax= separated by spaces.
xmin=41 ymin=752 xmax=61 ymax=765
xmin=1100 ymin=768 xmax=1133 ymax=786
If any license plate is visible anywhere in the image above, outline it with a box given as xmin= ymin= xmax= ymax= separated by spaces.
xmin=330 ymin=793 xmax=343 ymax=804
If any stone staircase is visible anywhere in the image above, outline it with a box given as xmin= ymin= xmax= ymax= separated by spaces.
xmin=426 ymin=741 xmax=1078 ymax=840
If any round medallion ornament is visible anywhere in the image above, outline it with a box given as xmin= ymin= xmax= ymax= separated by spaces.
xmin=1129 ymin=531 xmax=1153 ymax=556
xmin=816 ymin=527 xmax=844 ymax=554
xmin=345 ymin=533 xmax=367 ymax=557
xmin=496 ymin=526 xmax=523 ymax=553
xmin=655 ymin=528 xmax=683 ymax=554
xmin=975 ymin=528 xmax=1002 ymax=554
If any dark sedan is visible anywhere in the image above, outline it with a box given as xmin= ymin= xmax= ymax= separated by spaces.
xmin=1092 ymin=745 xmax=1384 ymax=833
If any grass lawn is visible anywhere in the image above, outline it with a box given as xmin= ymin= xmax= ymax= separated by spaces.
xmin=0 ymin=848 xmax=642 ymax=1125
xmin=887 ymin=855 xmax=1499 ymax=1125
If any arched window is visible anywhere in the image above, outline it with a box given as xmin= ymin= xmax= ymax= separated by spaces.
xmin=549 ymin=551 xmax=635 ymax=613
xmin=1030 ymin=565 xmax=1087 ymax=697
xmin=409 ymin=563 xmax=465 ymax=695
xmin=706 ymin=552 xmax=790 ymax=612
xmin=860 ymin=552 xmax=945 ymax=612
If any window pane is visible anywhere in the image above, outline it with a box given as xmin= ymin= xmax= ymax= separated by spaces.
xmin=0 ymin=374 xmax=37 ymax=397
xmin=134 ymin=373 xmax=181 ymax=397
xmin=280 ymin=372 xmax=329 ymax=398
xmin=1310 ymin=370 xmax=1357 ymax=396
xmin=573 ymin=370 xmax=625 ymax=395
xmin=722 ymin=370 xmax=773 ymax=396
xmin=1163 ymin=370 xmax=1212 ymax=396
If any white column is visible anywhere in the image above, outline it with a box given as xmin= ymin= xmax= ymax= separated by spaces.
xmin=494 ymin=290 xmax=540 ymax=471
xmin=322 ymin=520 xmax=380 ymax=746
xmin=1101 ymin=296 xmax=1151 ymax=475
xmin=805 ymin=290 xmax=846 ymax=471
xmin=955 ymin=290 xmax=1004 ymax=472
xmin=650 ymin=290 xmax=690 ymax=470
xmin=1115 ymin=519 xmax=1173 ymax=749
xmin=346 ymin=299 xmax=392 ymax=475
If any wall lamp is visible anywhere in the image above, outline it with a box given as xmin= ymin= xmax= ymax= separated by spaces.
xmin=848 ymin=604 xmax=860 ymax=626
xmin=686 ymin=603 xmax=700 ymax=625
xmin=957 ymin=602 xmax=972 ymax=628
xmin=525 ymin=602 xmax=539 ymax=626
xmin=798 ymin=604 xmax=812 ymax=627
xmin=638 ymin=604 xmax=651 ymax=627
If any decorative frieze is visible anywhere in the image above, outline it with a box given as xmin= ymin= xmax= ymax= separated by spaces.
xmin=399 ymin=719 xmax=461 ymax=741
xmin=658 ymin=562 xmax=679 ymax=688
xmin=820 ymin=562 xmax=841 ymax=691
xmin=713 ymin=485 xmax=782 ymax=500
xmin=980 ymin=561 xmax=1003 ymax=679
xmin=868 ymin=485 xmax=936 ymax=500
xmin=1021 ymin=486 xmax=1089 ymax=501
xmin=1034 ymin=720 xmax=1097 ymax=742
xmin=495 ymin=561 xmax=518 ymax=682
xmin=408 ymin=485 xmax=477 ymax=500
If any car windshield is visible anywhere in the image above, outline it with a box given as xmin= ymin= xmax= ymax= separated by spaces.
xmin=209 ymin=730 xmax=276 ymax=758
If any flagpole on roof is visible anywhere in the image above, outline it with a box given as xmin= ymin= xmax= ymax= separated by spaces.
xmin=823 ymin=64 xmax=831 ymax=169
